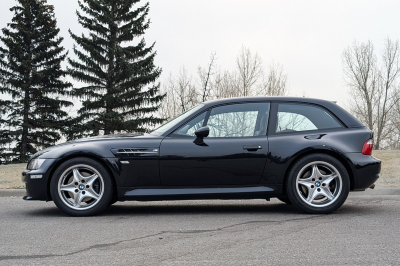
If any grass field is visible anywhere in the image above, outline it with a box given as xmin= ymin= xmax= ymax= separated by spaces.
xmin=0 ymin=150 xmax=399 ymax=189
xmin=0 ymin=163 xmax=26 ymax=189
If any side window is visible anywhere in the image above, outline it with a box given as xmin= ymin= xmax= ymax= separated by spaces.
xmin=207 ymin=103 xmax=270 ymax=138
xmin=173 ymin=111 xmax=207 ymax=137
xmin=276 ymin=103 xmax=342 ymax=133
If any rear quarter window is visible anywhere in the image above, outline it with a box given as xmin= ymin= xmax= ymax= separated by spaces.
xmin=276 ymin=103 xmax=342 ymax=133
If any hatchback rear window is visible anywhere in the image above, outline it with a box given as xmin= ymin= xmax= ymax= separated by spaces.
xmin=276 ymin=103 xmax=342 ymax=133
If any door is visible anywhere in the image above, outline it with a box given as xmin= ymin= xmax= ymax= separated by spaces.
xmin=159 ymin=102 xmax=270 ymax=186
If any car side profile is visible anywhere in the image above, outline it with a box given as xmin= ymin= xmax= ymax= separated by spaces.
xmin=22 ymin=97 xmax=381 ymax=216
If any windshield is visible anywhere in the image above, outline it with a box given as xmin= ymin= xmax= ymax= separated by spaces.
xmin=150 ymin=104 xmax=204 ymax=136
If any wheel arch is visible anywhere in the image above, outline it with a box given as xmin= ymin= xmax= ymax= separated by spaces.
xmin=281 ymin=149 xmax=355 ymax=195
xmin=46 ymin=153 xmax=118 ymax=201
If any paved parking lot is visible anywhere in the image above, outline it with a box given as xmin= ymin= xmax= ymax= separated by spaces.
xmin=1 ymin=195 xmax=399 ymax=265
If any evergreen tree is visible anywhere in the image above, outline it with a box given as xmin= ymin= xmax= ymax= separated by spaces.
xmin=0 ymin=0 xmax=72 ymax=162
xmin=68 ymin=0 xmax=164 ymax=138
xmin=0 ymin=100 xmax=11 ymax=164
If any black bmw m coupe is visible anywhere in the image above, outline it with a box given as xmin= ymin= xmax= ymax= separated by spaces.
xmin=22 ymin=97 xmax=381 ymax=216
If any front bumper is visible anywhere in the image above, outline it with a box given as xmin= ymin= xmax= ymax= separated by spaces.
xmin=346 ymin=153 xmax=381 ymax=191
xmin=22 ymin=159 xmax=59 ymax=201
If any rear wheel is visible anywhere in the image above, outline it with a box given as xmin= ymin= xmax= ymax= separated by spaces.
xmin=286 ymin=154 xmax=350 ymax=214
xmin=50 ymin=157 xmax=114 ymax=216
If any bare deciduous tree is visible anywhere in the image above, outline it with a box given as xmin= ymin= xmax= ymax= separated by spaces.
xmin=159 ymin=68 xmax=197 ymax=121
xmin=158 ymin=74 xmax=178 ymax=120
xmin=176 ymin=67 xmax=197 ymax=112
xmin=375 ymin=39 xmax=400 ymax=149
xmin=343 ymin=40 xmax=377 ymax=131
xmin=236 ymin=46 xmax=263 ymax=96
xmin=388 ymin=100 xmax=400 ymax=149
xmin=213 ymin=70 xmax=240 ymax=98
xmin=198 ymin=52 xmax=217 ymax=102
xmin=159 ymin=47 xmax=289 ymax=124
xmin=343 ymin=39 xmax=400 ymax=149
xmin=258 ymin=62 xmax=288 ymax=96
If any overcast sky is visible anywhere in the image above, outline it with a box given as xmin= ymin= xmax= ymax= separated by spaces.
xmin=1 ymin=0 xmax=400 ymax=107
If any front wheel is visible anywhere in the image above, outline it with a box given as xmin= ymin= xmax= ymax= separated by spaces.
xmin=50 ymin=157 xmax=114 ymax=216
xmin=286 ymin=154 xmax=350 ymax=214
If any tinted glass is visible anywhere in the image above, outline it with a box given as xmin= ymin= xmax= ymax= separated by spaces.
xmin=151 ymin=104 xmax=204 ymax=135
xmin=207 ymin=103 xmax=270 ymax=138
xmin=173 ymin=111 xmax=207 ymax=137
xmin=276 ymin=103 xmax=342 ymax=133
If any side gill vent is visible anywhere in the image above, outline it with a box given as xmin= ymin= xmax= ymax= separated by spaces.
xmin=111 ymin=148 xmax=159 ymax=157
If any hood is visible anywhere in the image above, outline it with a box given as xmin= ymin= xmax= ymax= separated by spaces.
xmin=29 ymin=132 xmax=161 ymax=160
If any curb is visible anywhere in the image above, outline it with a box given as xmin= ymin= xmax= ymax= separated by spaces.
xmin=0 ymin=189 xmax=26 ymax=197
xmin=349 ymin=188 xmax=400 ymax=196
xmin=1 ymin=188 xmax=400 ymax=198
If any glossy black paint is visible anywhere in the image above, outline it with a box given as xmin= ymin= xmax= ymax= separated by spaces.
xmin=159 ymin=136 xmax=269 ymax=186
xmin=22 ymin=97 xmax=381 ymax=202
xmin=194 ymin=126 xmax=210 ymax=138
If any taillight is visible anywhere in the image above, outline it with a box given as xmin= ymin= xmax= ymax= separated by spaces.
xmin=362 ymin=139 xmax=373 ymax=155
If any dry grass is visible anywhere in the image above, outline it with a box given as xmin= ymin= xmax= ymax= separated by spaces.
xmin=0 ymin=163 xmax=26 ymax=189
xmin=373 ymin=150 xmax=400 ymax=188
xmin=0 ymin=151 xmax=399 ymax=189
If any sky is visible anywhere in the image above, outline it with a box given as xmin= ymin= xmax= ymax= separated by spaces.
xmin=1 ymin=0 xmax=400 ymax=108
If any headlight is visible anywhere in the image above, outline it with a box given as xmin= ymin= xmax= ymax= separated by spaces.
xmin=27 ymin=159 xmax=46 ymax=170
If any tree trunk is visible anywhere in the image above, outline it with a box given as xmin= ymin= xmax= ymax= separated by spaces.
xmin=21 ymin=87 xmax=29 ymax=161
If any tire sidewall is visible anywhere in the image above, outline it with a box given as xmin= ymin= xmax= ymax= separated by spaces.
xmin=286 ymin=154 xmax=350 ymax=214
xmin=50 ymin=157 xmax=113 ymax=216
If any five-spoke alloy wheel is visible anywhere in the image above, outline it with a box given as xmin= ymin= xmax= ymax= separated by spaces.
xmin=58 ymin=164 xmax=104 ymax=210
xmin=286 ymin=154 xmax=350 ymax=214
xmin=50 ymin=157 xmax=114 ymax=216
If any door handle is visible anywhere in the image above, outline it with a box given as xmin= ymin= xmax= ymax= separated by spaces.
xmin=243 ymin=145 xmax=262 ymax=151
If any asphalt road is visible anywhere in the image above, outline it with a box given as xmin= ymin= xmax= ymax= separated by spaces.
xmin=1 ymin=195 xmax=399 ymax=265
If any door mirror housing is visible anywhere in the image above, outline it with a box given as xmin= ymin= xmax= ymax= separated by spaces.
xmin=195 ymin=126 xmax=209 ymax=138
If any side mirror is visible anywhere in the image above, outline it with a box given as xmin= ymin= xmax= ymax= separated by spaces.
xmin=194 ymin=126 xmax=209 ymax=138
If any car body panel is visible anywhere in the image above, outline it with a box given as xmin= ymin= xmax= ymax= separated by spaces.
xmin=265 ymin=128 xmax=374 ymax=184
xmin=159 ymin=136 xmax=269 ymax=186
xmin=118 ymin=186 xmax=279 ymax=201
xmin=345 ymin=153 xmax=381 ymax=190
xmin=22 ymin=159 xmax=59 ymax=201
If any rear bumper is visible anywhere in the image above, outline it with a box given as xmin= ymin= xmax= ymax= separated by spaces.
xmin=21 ymin=159 xmax=59 ymax=201
xmin=346 ymin=153 xmax=381 ymax=191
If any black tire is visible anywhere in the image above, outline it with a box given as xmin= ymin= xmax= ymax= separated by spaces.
xmin=108 ymin=198 xmax=118 ymax=206
xmin=277 ymin=196 xmax=292 ymax=205
xmin=50 ymin=157 xmax=114 ymax=216
xmin=286 ymin=153 xmax=350 ymax=214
